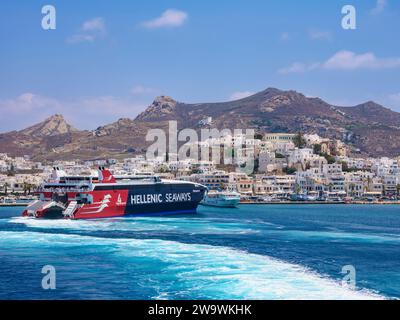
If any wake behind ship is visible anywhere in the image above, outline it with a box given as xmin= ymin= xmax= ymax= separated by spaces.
xmin=22 ymin=168 xmax=207 ymax=219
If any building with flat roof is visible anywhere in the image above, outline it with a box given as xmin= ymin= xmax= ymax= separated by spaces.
xmin=263 ymin=133 xmax=296 ymax=142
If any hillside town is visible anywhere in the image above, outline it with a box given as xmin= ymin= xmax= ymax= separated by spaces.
xmin=1 ymin=132 xmax=400 ymax=203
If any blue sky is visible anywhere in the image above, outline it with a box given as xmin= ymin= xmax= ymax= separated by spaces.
xmin=0 ymin=0 xmax=399 ymax=131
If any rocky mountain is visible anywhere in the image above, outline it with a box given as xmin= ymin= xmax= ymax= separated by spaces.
xmin=0 ymin=114 xmax=88 ymax=159
xmin=136 ymin=96 xmax=178 ymax=122
xmin=337 ymin=101 xmax=400 ymax=127
xmin=136 ymin=89 xmax=345 ymax=131
xmin=133 ymin=88 xmax=400 ymax=157
xmin=1 ymin=88 xmax=400 ymax=160
xmin=19 ymin=114 xmax=77 ymax=137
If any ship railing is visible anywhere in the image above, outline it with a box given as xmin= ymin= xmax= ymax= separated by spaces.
xmin=36 ymin=185 xmax=91 ymax=193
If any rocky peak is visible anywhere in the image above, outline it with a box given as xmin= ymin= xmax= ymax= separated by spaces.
xmin=94 ymin=118 xmax=136 ymax=137
xmin=135 ymin=96 xmax=178 ymax=121
xmin=257 ymin=88 xmax=307 ymax=112
xmin=338 ymin=101 xmax=400 ymax=127
xmin=21 ymin=114 xmax=76 ymax=137
xmin=355 ymin=101 xmax=387 ymax=112
xmin=153 ymin=95 xmax=177 ymax=107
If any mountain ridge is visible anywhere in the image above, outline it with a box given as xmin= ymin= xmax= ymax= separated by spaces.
xmin=1 ymin=87 xmax=400 ymax=160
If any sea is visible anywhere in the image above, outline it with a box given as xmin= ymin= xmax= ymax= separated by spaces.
xmin=0 ymin=204 xmax=399 ymax=300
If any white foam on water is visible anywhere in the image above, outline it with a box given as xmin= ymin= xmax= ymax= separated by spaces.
xmin=11 ymin=216 xmax=399 ymax=243
xmin=270 ymin=229 xmax=400 ymax=244
xmin=9 ymin=216 xmax=259 ymax=235
xmin=0 ymin=230 xmax=384 ymax=300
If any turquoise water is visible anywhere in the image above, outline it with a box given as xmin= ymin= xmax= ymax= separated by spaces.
xmin=0 ymin=205 xmax=399 ymax=300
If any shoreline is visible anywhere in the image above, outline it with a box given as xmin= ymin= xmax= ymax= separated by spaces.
xmin=1 ymin=202 xmax=400 ymax=208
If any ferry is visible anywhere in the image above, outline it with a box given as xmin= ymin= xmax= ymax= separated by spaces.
xmin=200 ymin=191 xmax=241 ymax=208
xmin=22 ymin=167 xmax=207 ymax=219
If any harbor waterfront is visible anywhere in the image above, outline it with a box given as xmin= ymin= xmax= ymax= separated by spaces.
xmin=0 ymin=204 xmax=399 ymax=300
xmin=3 ymin=200 xmax=400 ymax=206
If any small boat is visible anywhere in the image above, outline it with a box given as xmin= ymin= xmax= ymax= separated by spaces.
xmin=290 ymin=193 xmax=317 ymax=202
xmin=200 ymin=191 xmax=241 ymax=208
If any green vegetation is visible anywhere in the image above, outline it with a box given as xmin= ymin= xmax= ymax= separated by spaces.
xmin=254 ymin=133 xmax=264 ymax=140
xmin=320 ymin=153 xmax=336 ymax=164
xmin=157 ymin=165 xmax=170 ymax=173
xmin=313 ymin=144 xmax=322 ymax=154
xmin=344 ymin=123 xmax=367 ymax=131
xmin=7 ymin=163 xmax=15 ymax=176
xmin=22 ymin=182 xmax=36 ymax=195
xmin=340 ymin=161 xmax=358 ymax=172
xmin=2 ymin=182 xmax=10 ymax=195
xmin=253 ymin=158 xmax=259 ymax=173
xmin=283 ymin=166 xmax=297 ymax=174
xmin=293 ymin=132 xmax=306 ymax=148
xmin=250 ymin=119 xmax=272 ymax=127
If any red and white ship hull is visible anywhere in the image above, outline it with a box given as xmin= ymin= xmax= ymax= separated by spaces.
xmin=23 ymin=168 xmax=207 ymax=219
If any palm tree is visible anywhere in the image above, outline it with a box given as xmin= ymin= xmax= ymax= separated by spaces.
xmin=29 ymin=184 xmax=36 ymax=194
xmin=22 ymin=182 xmax=35 ymax=195
xmin=364 ymin=176 xmax=372 ymax=193
xmin=3 ymin=182 xmax=10 ymax=195
xmin=348 ymin=183 xmax=356 ymax=197
xmin=23 ymin=182 xmax=29 ymax=195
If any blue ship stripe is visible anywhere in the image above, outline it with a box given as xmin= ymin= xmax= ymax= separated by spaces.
xmin=72 ymin=209 xmax=198 ymax=220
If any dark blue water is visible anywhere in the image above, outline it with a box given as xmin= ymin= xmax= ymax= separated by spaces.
xmin=0 ymin=205 xmax=399 ymax=299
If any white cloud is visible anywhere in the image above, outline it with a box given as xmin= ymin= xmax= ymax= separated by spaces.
xmin=0 ymin=93 xmax=145 ymax=131
xmin=279 ymin=50 xmax=400 ymax=74
xmin=131 ymin=85 xmax=157 ymax=95
xmin=141 ymin=9 xmax=188 ymax=29
xmin=371 ymin=0 xmax=387 ymax=14
xmin=309 ymin=29 xmax=331 ymax=41
xmin=82 ymin=17 xmax=106 ymax=32
xmin=66 ymin=34 xmax=96 ymax=44
xmin=323 ymin=50 xmax=400 ymax=70
xmin=67 ymin=17 xmax=106 ymax=44
xmin=0 ymin=93 xmax=62 ymax=115
xmin=0 ymin=93 xmax=64 ymax=132
xmin=280 ymin=32 xmax=290 ymax=41
xmin=278 ymin=62 xmax=320 ymax=74
xmin=229 ymin=91 xmax=254 ymax=101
